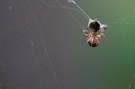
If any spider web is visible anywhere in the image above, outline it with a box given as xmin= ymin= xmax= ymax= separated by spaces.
xmin=0 ymin=0 xmax=135 ymax=89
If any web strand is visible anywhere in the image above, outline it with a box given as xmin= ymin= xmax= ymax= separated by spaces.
xmin=68 ymin=0 xmax=91 ymax=20
xmin=27 ymin=0 xmax=62 ymax=89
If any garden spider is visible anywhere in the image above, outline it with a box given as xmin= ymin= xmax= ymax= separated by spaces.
xmin=83 ymin=19 xmax=107 ymax=47
xmin=67 ymin=0 xmax=107 ymax=47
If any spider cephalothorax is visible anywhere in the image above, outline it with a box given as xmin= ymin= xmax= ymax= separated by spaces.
xmin=89 ymin=21 xmax=100 ymax=32
xmin=88 ymin=19 xmax=107 ymax=33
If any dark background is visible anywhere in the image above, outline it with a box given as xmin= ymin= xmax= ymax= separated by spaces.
xmin=0 ymin=0 xmax=135 ymax=89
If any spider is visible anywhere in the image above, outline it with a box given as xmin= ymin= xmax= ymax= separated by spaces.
xmin=83 ymin=19 xmax=107 ymax=47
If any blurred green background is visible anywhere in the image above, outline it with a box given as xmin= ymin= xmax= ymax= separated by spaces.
xmin=55 ymin=0 xmax=135 ymax=89
xmin=1 ymin=0 xmax=135 ymax=89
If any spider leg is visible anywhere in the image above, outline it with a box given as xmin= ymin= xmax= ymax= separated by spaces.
xmin=100 ymin=33 xmax=105 ymax=38
xmin=83 ymin=26 xmax=89 ymax=39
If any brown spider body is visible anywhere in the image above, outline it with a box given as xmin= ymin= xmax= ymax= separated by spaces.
xmin=83 ymin=30 xmax=100 ymax=47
